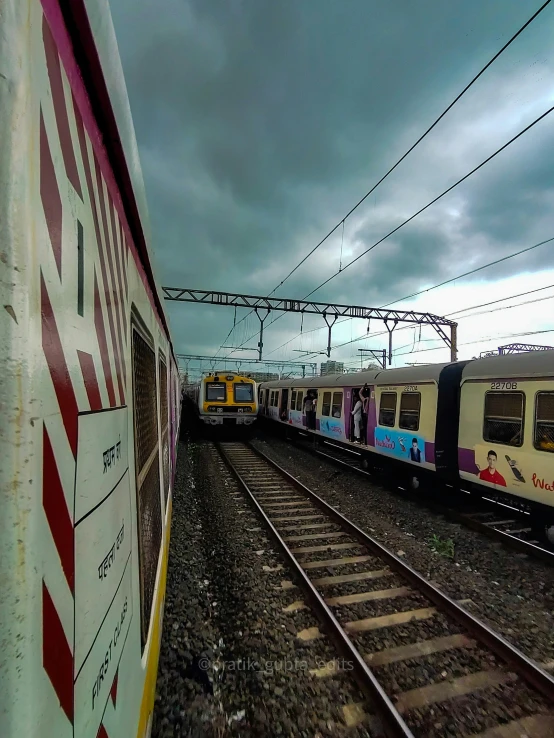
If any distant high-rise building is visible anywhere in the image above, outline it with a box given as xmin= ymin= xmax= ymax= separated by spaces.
xmin=320 ymin=361 xmax=344 ymax=376
xmin=243 ymin=371 xmax=279 ymax=382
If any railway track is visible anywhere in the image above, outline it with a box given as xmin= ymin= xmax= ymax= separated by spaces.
xmin=285 ymin=433 xmax=554 ymax=566
xmin=218 ymin=441 xmax=554 ymax=738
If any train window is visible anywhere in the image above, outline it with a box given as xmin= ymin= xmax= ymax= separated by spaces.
xmin=483 ymin=392 xmax=524 ymax=447
xmin=131 ymin=324 xmax=162 ymax=651
xmin=234 ymin=383 xmax=254 ymax=402
xmin=296 ymin=392 xmax=303 ymax=411
xmin=399 ymin=392 xmax=421 ymax=431
xmin=291 ymin=391 xmax=297 ymax=409
xmin=322 ymin=392 xmax=332 ymax=416
xmin=206 ymin=382 xmax=226 ymax=401
xmin=379 ymin=392 xmax=397 ymax=427
xmin=534 ymin=392 xmax=554 ymax=453
xmin=332 ymin=392 xmax=343 ymax=418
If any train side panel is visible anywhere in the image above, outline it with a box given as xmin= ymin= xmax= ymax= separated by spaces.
xmin=0 ymin=2 xmax=179 ymax=738
xmin=371 ymin=382 xmax=438 ymax=471
xmin=458 ymin=377 xmax=554 ymax=511
xmin=316 ymin=387 xmax=347 ymax=440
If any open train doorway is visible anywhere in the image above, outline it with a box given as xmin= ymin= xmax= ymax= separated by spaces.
xmin=280 ymin=389 xmax=289 ymax=421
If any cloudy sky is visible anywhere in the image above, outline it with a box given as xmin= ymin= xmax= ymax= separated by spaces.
xmin=110 ymin=0 xmax=554 ymax=376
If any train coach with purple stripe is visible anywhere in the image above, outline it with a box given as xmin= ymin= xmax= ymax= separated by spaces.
xmin=258 ymin=351 xmax=554 ymax=542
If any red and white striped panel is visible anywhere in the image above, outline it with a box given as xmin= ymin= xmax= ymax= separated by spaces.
xmin=40 ymin=10 xmax=131 ymax=734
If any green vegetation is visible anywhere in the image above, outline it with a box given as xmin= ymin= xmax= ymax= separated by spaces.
xmin=429 ymin=534 xmax=455 ymax=559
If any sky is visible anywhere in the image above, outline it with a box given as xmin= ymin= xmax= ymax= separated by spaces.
xmin=110 ymin=0 xmax=554 ymax=377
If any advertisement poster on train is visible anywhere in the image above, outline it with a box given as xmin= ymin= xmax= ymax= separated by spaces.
xmin=472 ymin=444 xmax=531 ymax=488
xmin=470 ymin=444 xmax=554 ymax=500
xmin=288 ymin=409 xmax=304 ymax=428
xmin=374 ymin=427 xmax=426 ymax=463
xmin=320 ymin=417 xmax=344 ymax=439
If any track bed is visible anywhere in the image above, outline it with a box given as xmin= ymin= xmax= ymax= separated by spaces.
xmin=219 ymin=441 xmax=554 ymax=737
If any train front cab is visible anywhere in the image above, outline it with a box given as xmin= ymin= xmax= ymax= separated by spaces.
xmin=457 ymin=352 xmax=554 ymax=541
xmin=200 ymin=374 xmax=258 ymax=426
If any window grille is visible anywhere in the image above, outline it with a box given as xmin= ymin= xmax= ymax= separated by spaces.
xmin=534 ymin=392 xmax=554 ymax=453
xmin=379 ymin=392 xmax=397 ymax=427
xmin=332 ymin=392 xmax=343 ymax=418
xmin=399 ymin=392 xmax=421 ymax=431
xmin=483 ymin=392 xmax=524 ymax=447
xmin=132 ymin=326 xmax=162 ymax=649
xmin=159 ymin=357 xmax=169 ymax=502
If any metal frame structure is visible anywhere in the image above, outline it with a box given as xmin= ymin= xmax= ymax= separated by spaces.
xmin=163 ymin=287 xmax=458 ymax=362
xmin=176 ymin=353 xmax=317 ymax=379
xmin=479 ymin=342 xmax=554 ymax=358
xmin=358 ymin=348 xmax=387 ymax=370
xmin=498 ymin=342 xmax=554 ymax=354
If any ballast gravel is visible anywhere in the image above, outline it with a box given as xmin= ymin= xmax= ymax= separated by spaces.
xmin=251 ymin=432 xmax=554 ymax=670
xmin=152 ymin=440 xmax=377 ymax=738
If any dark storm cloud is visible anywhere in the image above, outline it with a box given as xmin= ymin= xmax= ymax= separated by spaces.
xmin=110 ymin=0 xmax=554 ymax=359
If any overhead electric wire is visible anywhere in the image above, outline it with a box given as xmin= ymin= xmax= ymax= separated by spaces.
xmin=216 ymin=0 xmax=552 ymax=359
xmin=294 ymin=282 xmax=554 ymax=360
xmin=262 ymin=234 xmax=554 ymax=359
xmin=303 ymin=104 xmax=554 ymax=299
xmin=394 ymin=328 xmax=554 ymax=357
xmin=379 ymin=236 xmax=554 ymax=308
xmin=391 ymin=290 xmax=554 ymax=352
xmin=224 ymin=101 xmax=554 ymax=358
xmin=268 ymin=0 xmax=552 ymax=296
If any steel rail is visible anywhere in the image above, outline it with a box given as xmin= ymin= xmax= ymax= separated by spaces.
xmin=286 ymin=432 xmax=554 ymax=567
xmin=230 ymin=441 xmax=554 ymax=707
xmin=217 ymin=442 xmax=414 ymax=738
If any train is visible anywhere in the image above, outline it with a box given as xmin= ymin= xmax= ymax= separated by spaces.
xmin=0 ymin=2 xmax=181 ymax=738
xmin=186 ymin=371 xmax=258 ymax=426
xmin=258 ymin=351 xmax=554 ymax=541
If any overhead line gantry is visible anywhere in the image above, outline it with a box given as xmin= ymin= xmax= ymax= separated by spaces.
xmin=163 ymin=287 xmax=458 ymax=363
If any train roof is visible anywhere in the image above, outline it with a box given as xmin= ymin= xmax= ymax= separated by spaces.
xmin=260 ymin=362 xmax=453 ymax=389
xmin=461 ymin=349 xmax=554 ymax=380
xmin=259 ymin=351 xmax=554 ymax=390
xmin=78 ymin=0 xmax=171 ymax=336
xmin=202 ymin=372 xmax=257 ymax=382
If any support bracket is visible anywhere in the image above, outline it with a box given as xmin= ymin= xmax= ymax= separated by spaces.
xmin=323 ymin=313 xmax=339 ymax=358
xmin=255 ymin=307 xmax=271 ymax=361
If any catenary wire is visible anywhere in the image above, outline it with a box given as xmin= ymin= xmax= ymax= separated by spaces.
xmin=262 ymin=236 xmax=554 ymax=359
xmin=294 ymin=283 xmax=554 ymax=360
xmin=215 ymin=0 xmax=552 ymax=359
xmin=223 ymin=103 xmax=554 ymax=358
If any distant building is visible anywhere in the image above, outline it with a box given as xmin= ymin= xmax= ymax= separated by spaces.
xmin=320 ymin=361 xmax=344 ymax=376
xmin=244 ymin=371 xmax=279 ymax=382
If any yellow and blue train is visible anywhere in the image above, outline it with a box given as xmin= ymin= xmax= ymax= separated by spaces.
xmin=187 ymin=371 xmax=258 ymax=427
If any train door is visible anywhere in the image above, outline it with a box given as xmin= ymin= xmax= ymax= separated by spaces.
xmin=280 ymin=389 xmax=289 ymax=421
xmin=348 ymin=388 xmax=359 ymax=441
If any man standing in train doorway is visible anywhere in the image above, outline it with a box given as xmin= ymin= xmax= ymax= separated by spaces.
xmin=303 ymin=391 xmax=316 ymax=430
xmin=478 ymin=450 xmax=507 ymax=487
